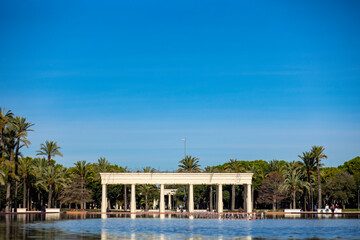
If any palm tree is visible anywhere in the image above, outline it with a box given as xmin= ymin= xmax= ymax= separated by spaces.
xmin=311 ymin=146 xmax=327 ymax=208
xmin=267 ymin=159 xmax=283 ymax=174
xmin=3 ymin=123 xmax=17 ymax=212
xmin=298 ymin=151 xmax=316 ymax=210
xmin=225 ymin=159 xmax=244 ymax=211
xmin=53 ymin=165 xmax=69 ymax=208
xmin=178 ymin=156 xmax=201 ymax=211
xmin=281 ymin=161 xmax=310 ymax=209
xmin=18 ymin=157 xmax=35 ymax=208
xmin=35 ymin=163 xmax=67 ymax=208
xmin=32 ymin=158 xmax=48 ymax=208
xmin=0 ymin=157 xmax=13 ymax=195
xmin=0 ymin=107 xmax=13 ymax=159
xmin=13 ymin=116 xmax=34 ymax=211
xmin=72 ymin=160 xmax=92 ymax=209
xmin=0 ymin=164 xmax=5 ymax=186
xmin=36 ymin=141 xmax=63 ymax=165
xmin=92 ymin=157 xmax=111 ymax=182
xmin=97 ymin=157 xmax=111 ymax=172
xmin=138 ymin=166 xmax=157 ymax=211
xmin=177 ymin=155 xmax=202 ymax=173
xmin=205 ymin=166 xmax=220 ymax=211
xmin=142 ymin=166 xmax=156 ymax=173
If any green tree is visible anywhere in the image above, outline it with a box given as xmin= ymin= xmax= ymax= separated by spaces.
xmin=324 ymin=171 xmax=356 ymax=209
xmin=225 ymin=159 xmax=244 ymax=211
xmin=138 ymin=184 xmax=157 ymax=211
xmin=3 ymin=123 xmax=17 ymax=212
xmin=18 ymin=157 xmax=35 ymax=209
xmin=142 ymin=166 xmax=156 ymax=173
xmin=340 ymin=156 xmax=360 ymax=175
xmin=281 ymin=161 xmax=310 ymax=209
xmin=13 ymin=116 xmax=34 ymax=212
xmin=204 ymin=166 xmax=220 ymax=211
xmin=267 ymin=159 xmax=287 ymax=174
xmin=177 ymin=155 xmax=202 ymax=173
xmin=0 ymin=107 xmax=13 ymax=159
xmin=95 ymin=157 xmax=111 ymax=172
xmin=298 ymin=151 xmax=316 ymax=210
xmin=36 ymin=141 xmax=63 ymax=165
xmin=35 ymin=163 xmax=67 ymax=208
xmin=311 ymin=145 xmax=327 ymax=208
xmin=138 ymin=166 xmax=157 ymax=211
xmin=177 ymin=156 xmax=201 ymax=211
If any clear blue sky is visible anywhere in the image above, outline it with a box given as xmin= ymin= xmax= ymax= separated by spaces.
xmin=1 ymin=0 xmax=359 ymax=170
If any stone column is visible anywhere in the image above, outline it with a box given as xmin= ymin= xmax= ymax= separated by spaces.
xmin=189 ymin=184 xmax=194 ymax=213
xmin=130 ymin=184 xmax=136 ymax=213
xmin=243 ymin=184 xmax=247 ymax=212
xmin=160 ymin=184 xmax=165 ymax=213
xmin=101 ymin=184 xmax=107 ymax=213
xmin=168 ymin=194 xmax=172 ymax=210
xmin=216 ymin=184 xmax=223 ymax=213
xmin=246 ymin=184 xmax=253 ymax=213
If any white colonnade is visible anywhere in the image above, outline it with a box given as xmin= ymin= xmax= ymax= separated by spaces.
xmin=100 ymin=173 xmax=253 ymax=214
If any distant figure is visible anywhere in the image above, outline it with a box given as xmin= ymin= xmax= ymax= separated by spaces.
xmin=325 ymin=204 xmax=330 ymax=213
xmin=314 ymin=205 xmax=317 ymax=211
xmin=41 ymin=205 xmax=46 ymax=213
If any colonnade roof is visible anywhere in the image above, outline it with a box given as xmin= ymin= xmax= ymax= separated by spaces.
xmin=100 ymin=173 xmax=253 ymax=185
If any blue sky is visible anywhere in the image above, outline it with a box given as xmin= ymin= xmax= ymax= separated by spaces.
xmin=1 ymin=0 xmax=359 ymax=170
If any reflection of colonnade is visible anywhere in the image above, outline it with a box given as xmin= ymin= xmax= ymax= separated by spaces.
xmin=100 ymin=173 xmax=253 ymax=214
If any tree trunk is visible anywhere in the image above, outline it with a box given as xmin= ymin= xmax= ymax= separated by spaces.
xmin=14 ymin=140 xmax=20 ymax=212
xmin=293 ymin=191 xmax=296 ymax=209
xmin=145 ymin=193 xmax=148 ymax=212
xmin=310 ymin=185 xmax=314 ymax=211
xmin=273 ymin=195 xmax=276 ymax=211
xmin=317 ymin=160 xmax=322 ymax=208
xmin=14 ymin=181 xmax=19 ymax=211
xmin=27 ymin=185 xmax=30 ymax=210
xmin=5 ymin=150 xmax=14 ymax=212
xmin=48 ymin=184 xmax=52 ymax=207
xmin=81 ymin=177 xmax=84 ymax=209
xmin=5 ymin=181 xmax=12 ymax=212
xmin=124 ymin=184 xmax=127 ymax=211
xmin=209 ymin=185 xmax=213 ymax=211
xmin=307 ymin=173 xmax=312 ymax=211
xmin=231 ymin=185 xmax=236 ymax=211
xmin=37 ymin=192 xmax=41 ymax=210
xmin=23 ymin=177 xmax=27 ymax=208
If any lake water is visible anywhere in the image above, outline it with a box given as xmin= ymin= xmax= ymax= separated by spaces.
xmin=0 ymin=213 xmax=359 ymax=239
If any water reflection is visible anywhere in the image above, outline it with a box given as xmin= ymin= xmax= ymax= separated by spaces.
xmin=45 ymin=213 xmax=61 ymax=220
xmin=0 ymin=213 xmax=359 ymax=239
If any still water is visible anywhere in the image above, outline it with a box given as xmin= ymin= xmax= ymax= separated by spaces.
xmin=0 ymin=213 xmax=359 ymax=239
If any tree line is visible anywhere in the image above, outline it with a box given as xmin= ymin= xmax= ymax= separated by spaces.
xmin=1 ymin=107 xmax=359 ymax=212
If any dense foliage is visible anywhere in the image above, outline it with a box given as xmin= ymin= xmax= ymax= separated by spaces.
xmin=1 ymin=107 xmax=359 ymax=212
